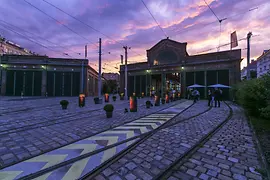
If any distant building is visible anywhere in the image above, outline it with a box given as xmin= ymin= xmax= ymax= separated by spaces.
xmin=102 ymin=73 xmax=120 ymax=92
xmin=257 ymin=49 xmax=270 ymax=78
xmin=241 ymin=60 xmax=257 ymax=80
xmin=0 ymin=54 xmax=98 ymax=96
xmin=102 ymin=73 xmax=119 ymax=81
xmin=0 ymin=36 xmax=33 ymax=55
xmin=119 ymin=38 xmax=242 ymax=100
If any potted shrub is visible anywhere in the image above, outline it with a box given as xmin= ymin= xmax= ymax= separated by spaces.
xmin=161 ymin=98 xmax=165 ymax=104
xmin=112 ymin=95 xmax=117 ymax=101
xmin=60 ymin=100 xmax=69 ymax=109
xmin=146 ymin=100 xmax=151 ymax=108
xmin=94 ymin=97 xmax=99 ymax=104
xmin=104 ymin=104 xmax=114 ymax=118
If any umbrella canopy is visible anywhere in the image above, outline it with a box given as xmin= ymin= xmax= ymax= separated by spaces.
xmin=208 ymin=84 xmax=231 ymax=88
xmin=187 ymin=84 xmax=205 ymax=88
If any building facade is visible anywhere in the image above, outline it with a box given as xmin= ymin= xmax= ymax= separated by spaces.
xmin=120 ymin=38 xmax=242 ymax=99
xmin=0 ymin=37 xmax=32 ymax=55
xmin=241 ymin=60 xmax=257 ymax=80
xmin=102 ymin=73 xmax=120 ymax=91
xmin=0 ymin=55 xmax=98 ymax=96
xmin=257 ymin=49 xmax=270 ymax=78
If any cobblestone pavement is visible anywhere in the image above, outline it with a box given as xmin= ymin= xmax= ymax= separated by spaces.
xmin=89 ymin=102 xmax=229 ymax=180
xmin=0 ymin=98 xmax=183 ymax=168
xmin=0 ymin=98 xmax=145 ymax=133
xmin=0 ymin=96 xmax=126 ymax=114
xmin=167 ymin=100 xmax=211 ymax=126
xmin=167 ymin=104 xmax=264 ymax=180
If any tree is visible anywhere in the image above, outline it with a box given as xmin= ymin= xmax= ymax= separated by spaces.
xmin=235 ymin=73 xmax=270 ymax=118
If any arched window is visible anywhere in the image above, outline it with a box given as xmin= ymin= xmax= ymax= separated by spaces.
xmin=156 ymin=50 xmax=178 ymax=65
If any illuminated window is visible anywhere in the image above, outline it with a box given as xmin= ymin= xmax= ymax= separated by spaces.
xmin=153 ymin=60 xmax=159 ymax=65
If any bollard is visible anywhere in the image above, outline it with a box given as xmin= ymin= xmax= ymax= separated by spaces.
xmin=79 ymin=94 xmax=85 ymax=107
xmin=130 ymin=96 xmax=137 ymax=112
xmin=155 ymin=95 xmax=160 ymax=106
xmin=104 ymin=93 xmax=109 ymax=103
xmin=165 ymin=94 xmax=169 ymax=103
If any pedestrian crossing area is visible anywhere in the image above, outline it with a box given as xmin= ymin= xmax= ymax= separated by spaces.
xmin=0 ymin=100 xmax=192 ymax=180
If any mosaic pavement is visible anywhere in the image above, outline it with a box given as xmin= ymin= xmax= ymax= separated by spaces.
xmin=0 ymin=100 xmax=193 ymax=180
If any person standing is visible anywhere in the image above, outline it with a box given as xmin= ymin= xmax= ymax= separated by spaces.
xmin=219 ymin=88 xmax=223 ymax=101
xmin=214 ymin=88 xmax=221 ymax=107
xmin=208 ymin=89 xmax=212 ymax=106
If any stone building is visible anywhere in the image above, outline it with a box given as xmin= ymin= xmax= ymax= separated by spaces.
xmin=0 ymin=37 xmax=32 ymax=55
xmin=0 ymin=55 xmax=98 ymax=96
xmin=257 ymin=49 xmax=270 ymax=78
xmin=119 ymin=38 xmax=242 ymax=99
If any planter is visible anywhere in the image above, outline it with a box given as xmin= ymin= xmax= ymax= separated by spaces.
xmin=60 ymin=100 xmax=69 ymax=110
xmin=113 ymin=96 xmax=116 ymax=101
xmin=106 ymin=111 xmax=113 ymax=118
xmin=120 ymin=97 xmax=124 ymax=100
xmin=146 ymin=104 xmax=151 ymax=108
xmin=94 ymin=98 xmax=99 ymax=104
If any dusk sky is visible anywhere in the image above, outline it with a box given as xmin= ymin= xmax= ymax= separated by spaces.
xmin=0 ymin=0 xmax=269 ymax=73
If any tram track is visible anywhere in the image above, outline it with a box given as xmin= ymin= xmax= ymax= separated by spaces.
xmin=81 ymin=102 xmax=214 ymax=180
xmin=0 ymin=101 xmax=139 ymax=136
xmin=154 ymin=101 xmax=233 ymax=180
xmin=0 ymin=100 xmax=185 ymax=172
xmin=0 ymin=103 xmax=60 ymax=116
xmin=1 ymin=100 xmax=193 ymax=179
xmin=0 ymin=98 xmax=140 ymax=134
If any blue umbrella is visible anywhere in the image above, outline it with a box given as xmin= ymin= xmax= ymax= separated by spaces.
xmin=187 ymin=84 xmax=205 ymax=88
xmin=208 ymin=84 xmax=231 ymax=88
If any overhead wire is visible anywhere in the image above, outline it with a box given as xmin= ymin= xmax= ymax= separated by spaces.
xmin=23 ymin=0 xmax=98 ymax=48
xmin=41 ymin=0 xmax=145 ymax=59
xmin=129 ymin=2 xmax=266 ymax=45
xmin=196 ymin=34 xmax=260 ymax=54
xmin=0 ymin=24 xmax=72 ymax=57
xmin=140 ymin=0 xmax=168 ymax=38
xmin=0 ymin=19 xmax=84 ymax=57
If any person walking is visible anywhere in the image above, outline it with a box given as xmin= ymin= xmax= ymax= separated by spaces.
xmin=214 ymin=88 xmax=221 ymax=107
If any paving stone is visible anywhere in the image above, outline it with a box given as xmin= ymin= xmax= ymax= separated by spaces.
xmin=207 ymin=169 xmax=218 ymax=177
xmin=205 ymin=163 xmax=221 ymax=173
xmin=228 ymin=157 xmax=239 ymax=163
xmin=245 ymin=172 xmax=262 ymax=180
xmin=125 ymin=162 xmax=137 ymax=170
xmin=218 ymin=174 xmax=233 ymax=180
xmin=94 ymin=175 xmax=106 ymax=180
xmin=125 ymin=173 xmax=137 ymax=180
xmin=189 ymin=158 xmax=202 ymax=166
xmin=231 ymin=167 xmax=244 ymax=175
xmin=221 ymin=169 xmax=232 ymax=177
xmin=199 ymin=173 xmax=209 ymax=180
xmin=109 ymin=174 xmax=122 ymax=180
xmin=103 ymin=168 xmax=114 ymax=177
xmin=186 ymin=169 xmax=198 ymax=177
xmin=233 ymin=174 xmax=247 ymax=180
xmin=153 ymin=155 xmax=162 ymax=161
xmin=0 ymin=153 xmax=15 ymax=161
xmin=218 ymin=163 xmax=230 ymax=170
xmin=216 ymin=154 xmax=226 ymax=160
xmin=195 ymin=165 xmax=207 ymax=173
xmin=173 ymin=171 xmax=193 ymax=179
